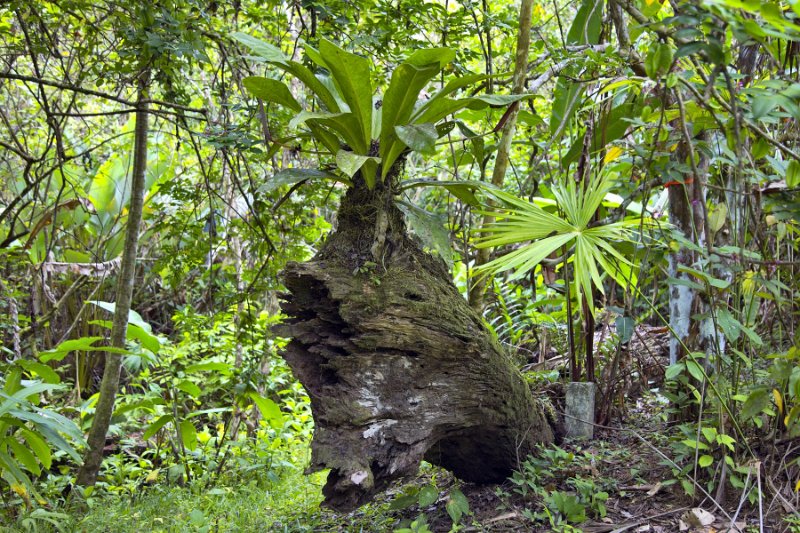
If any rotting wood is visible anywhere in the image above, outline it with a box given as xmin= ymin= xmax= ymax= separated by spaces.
xmin=275 ymin=179 xmax=555 ymax=511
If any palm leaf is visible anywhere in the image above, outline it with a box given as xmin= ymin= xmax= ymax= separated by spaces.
xmin=474 ymin=175 xmax=651 ymax=315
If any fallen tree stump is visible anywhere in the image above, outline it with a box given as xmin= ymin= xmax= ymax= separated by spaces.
xmin=274 ymin=183 xmax=554 ymax=510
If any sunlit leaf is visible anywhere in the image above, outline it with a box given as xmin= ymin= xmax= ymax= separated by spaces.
xmin=319 ymin=39 xmax=372 ymax=153
xmin=242 ymin=77 xmax=301 ymax=112
xmin=180 ymin=420 xmax=197 ymax=451
xmin=143 ymin=414 xmax=173 ymax=440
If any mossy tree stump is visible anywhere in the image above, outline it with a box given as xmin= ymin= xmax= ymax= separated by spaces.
xmin=274 ymin=180 xmax=554 ymax=511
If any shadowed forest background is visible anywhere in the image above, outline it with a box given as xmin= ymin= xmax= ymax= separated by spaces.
xmin=1 ymin=0 xmax=799 ymax=531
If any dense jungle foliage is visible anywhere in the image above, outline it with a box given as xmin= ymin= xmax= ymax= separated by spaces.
xmin=1 ymin=0 xmax=799 ymax=530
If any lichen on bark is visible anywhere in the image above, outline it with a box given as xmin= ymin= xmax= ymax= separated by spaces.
xmin=274 ymin=177 xmax=554 ymax=510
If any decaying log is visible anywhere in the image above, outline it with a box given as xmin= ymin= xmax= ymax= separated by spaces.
xmin=274 ymin=181 xmax=554 ymax=511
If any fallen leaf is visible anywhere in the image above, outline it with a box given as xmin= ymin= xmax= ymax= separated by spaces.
xmin=682 ymin=508 xmax=715 ymax=528
xmin=485 ymin=511 xmax=518 ymax=524
xmin=647 ymin=482 xmax=663 ymax=496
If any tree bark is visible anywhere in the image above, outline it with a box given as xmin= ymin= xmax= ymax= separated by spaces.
xmin=667 ymin=134 xmax=713 ymax=367
xmin=275 ymin=178 xmax=555 ymax=511
xmin=76 ymin=70 xmax=150 ymax=487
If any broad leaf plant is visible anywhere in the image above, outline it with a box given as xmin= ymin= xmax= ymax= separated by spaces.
xmin=233 ymin=34 xmax=531 ymax=197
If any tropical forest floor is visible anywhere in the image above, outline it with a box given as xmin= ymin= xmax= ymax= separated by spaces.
xmin=17 ymin=389 xmax=794 ymax=533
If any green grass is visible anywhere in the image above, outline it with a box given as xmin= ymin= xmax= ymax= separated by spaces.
xmin=75 ymin=469 xmax=329 ymax=532
xmin=7 ymin=460 xmax=400 ymax=532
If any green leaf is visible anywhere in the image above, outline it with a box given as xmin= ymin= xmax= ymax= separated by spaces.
xmin=741 ymin=388 xmax=769 ymax=421
xmin=248 ymin=392 xmax=284 ymax=429
xmin=0 ymin=383 xmax=62 ymax=418
xmin=550 ymin=0 xmax=603 ymax=137
xmin=15 ymin=361 xmax=60 ymax=384
xmin=400 ymin=179 xmax=483 ymax=206
xmin=9 ymin=438 xmax=40 ymax=476
xmin=787 ymin=160 xmax=800 ymax=188
xmin=468 ymin=94 xmax=535 ymax=107
xmin=616 ymin=316 xmax=635 ymax=343
xmin=143 ymin=414 xmax=173 ymax=440
xmin=681 ymin=438 xmax=710 ymax=450
xmin=231 ymin=32 xmax=288 ymax=64
xmin=390 ymin=495 xmax=418 ymax=511
xmin=39 ymin=336 xmax=104 ymax=363
xmin=417 ymin=485 xmax=438 ymax=507
xmin=335 ymin=150 xmax=381 ymax=183
xmin=397 ymin=201 xmax=454 ymax=268
xmin=701 ymin=426 xmax=717 ymax=443
xmin=666 ymin=276 xmax=704 ymax=291
xmin=189 ymin=509 xmax=206 ymax=526
xmin=751 ymin=93 xmax=778 ymax=120
xmin=89 ymin=318 xmax=161 ymax=354
xmin=547 ymin=491 xmax=586 ymax=523
xmin=445 ymin=495 xmax=464 ymax=524
xmin=405 ymin=47 xmax=456 ymax=68
xmin=185 ymin=362 xmax=232 ymax=375
xmin=716 ymin=308 xmax=742 ymax=342
xmin=681 ymin=478 xmax=695 ymax=497
xmin=24 ymin=417 xmax=82 ymax=462
xmin=0 ymin=449 xmax=31 ymax=488
xmin=4 ymin=367 xmax=21 ymax=394
xmin=412 ymin=97 xmax=474 ymax=125
xmin=284 ymin=61 xmax=340 ymax=111
xmin=242 ymin=77 xmax=301 ymax=112
xmin=431 ymin=73 xmax=493 ymax=101
xmin=665 ymin=362 xmax=685 ymax=380
xmin=290 ymin=111 xmax=364 ymax=152
xmin=685 ymin=358 xmax=706 ymax=382
xmin=550 ymin=78 xmax=583 ymax=141
xmin=708 ymin=202 xmax=727 ymax=233
xmin=698 ymin=455 xmax=713 ymax=468
xmin=21 ymin=430 xmax=51 ymax=471
xmin=473 ymin=175 xmax=647 ymax=316
xmin=303 ymin=44 xmax=327 ymax=69
xmin=645 ymin=42 xmax=674 ymax=79
xmin=289 ymin=110 xmax=340 ymax=129
xmin=88 ymin=301 xmax=152 ymax=332
xmin=717 ymin=433 xmax=736 ymax=451
xmin=319 ymin=39 xmax=372 ymax=153
xmin=380 ymin=62 xmax=441 ymax=173
xmin=741 ymin=324 xmax=763 ymax=346
xmin=259 ymin=168 xmax=349 ymax=194
xmin=566 ymin=0 xmax=603 ymax=45
xmin=395 ymin=123 xmax=438 ymax=155
xmin=126 ymin=324 xmax=161 ymax=353
xmin=180 ymin=420 xmax=197 ymax=452
xmin=307 ymin=123 xmax=343 ymax=154
xmin=176 ymin=380 xmax=201 ymax=398
xmin=562 ymin=102 xmax=638 ymax=166
xmin=449 ymin=488 xmax=469 ymax=514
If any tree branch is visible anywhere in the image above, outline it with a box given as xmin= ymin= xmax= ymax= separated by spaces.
xmin=0 ymin=72 xmax=207 ymax=115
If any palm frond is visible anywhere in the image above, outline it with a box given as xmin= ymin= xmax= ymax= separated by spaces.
xmin=473 ymin=174 xmax=651 ymax=315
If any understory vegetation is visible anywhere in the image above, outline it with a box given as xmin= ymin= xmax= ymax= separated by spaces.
xmin=1 ymin=0 xmax=800 ymax=530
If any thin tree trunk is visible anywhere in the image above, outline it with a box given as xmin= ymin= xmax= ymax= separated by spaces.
xmin=667 ymin=134 xmax=711 ymax=366
xmin=76 ymin=70 xmax=150 ymax=487
xmin=469 ymin=0 xmax=534 ymax=310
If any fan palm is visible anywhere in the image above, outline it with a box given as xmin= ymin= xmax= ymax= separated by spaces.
xmin=474 ymin=174 xmax=649 ymax=317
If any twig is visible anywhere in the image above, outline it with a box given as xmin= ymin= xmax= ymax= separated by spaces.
xmin=728 ymin=464 xmax=752 ymax=532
